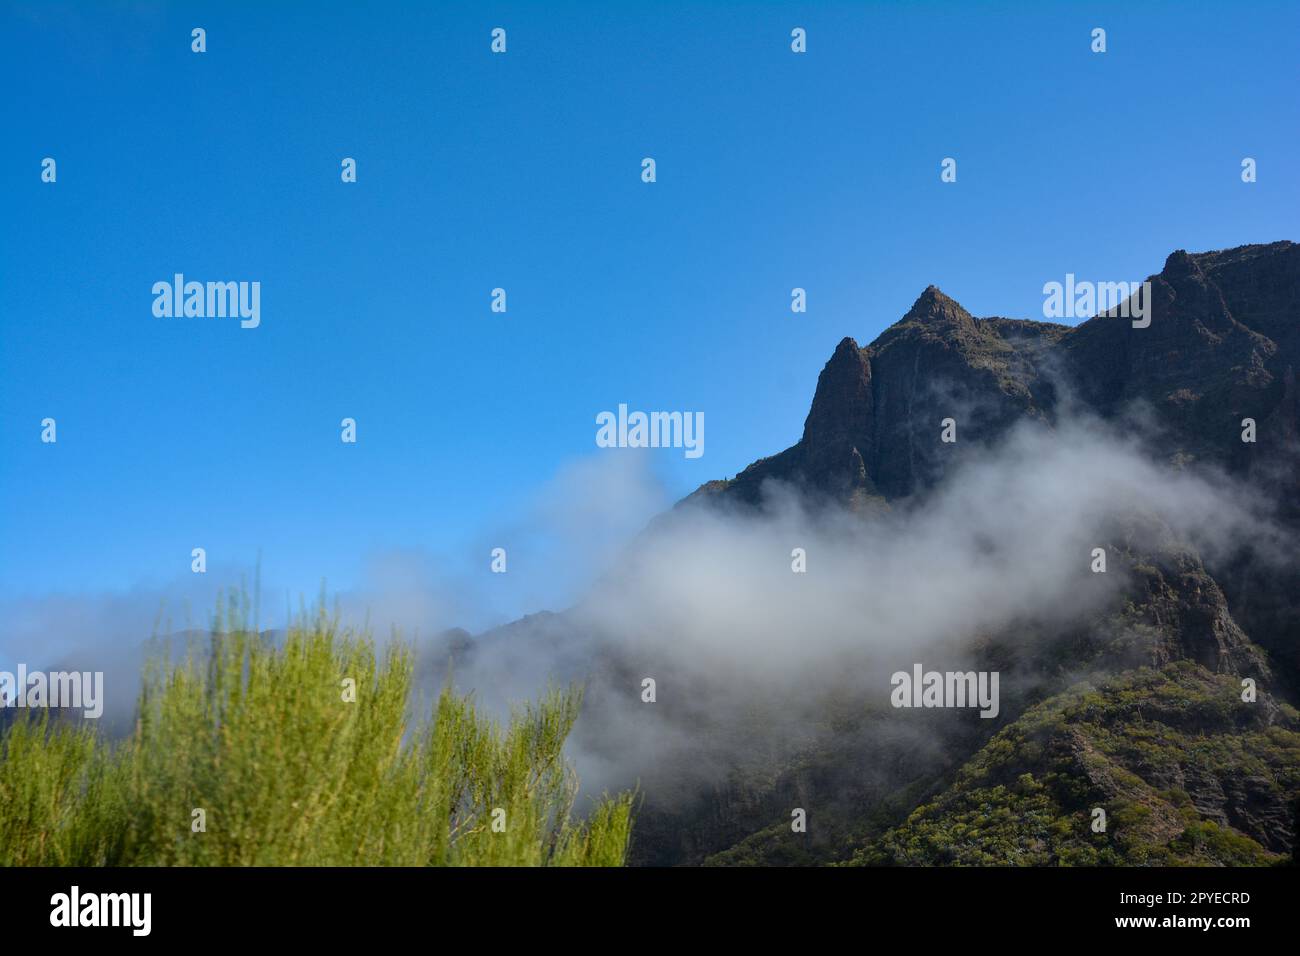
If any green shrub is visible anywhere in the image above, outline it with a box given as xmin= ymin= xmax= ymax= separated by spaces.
xmin=0 ymin=610 xmax=632 ymax=866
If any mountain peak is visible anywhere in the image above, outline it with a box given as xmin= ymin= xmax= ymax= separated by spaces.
xmin=901 ymin=285 xmax=975 ymax=328
xmin=696 ymin=240 xmax=1299 ymax=513
xmin=831 ymin=335 xmax=861 ymax=356
xmin=1162 ymin=248 xmax=1201 ymax=279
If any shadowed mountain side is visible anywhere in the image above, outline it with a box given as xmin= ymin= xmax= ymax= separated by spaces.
xmin=693 ymin=242 xmax=1300 ymax=511
xmin=423 ymin=242 xmax=1298 ymax=866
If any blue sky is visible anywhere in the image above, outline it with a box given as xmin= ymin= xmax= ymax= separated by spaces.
xmin=2 ymin=1 xmax=1297 ymax=636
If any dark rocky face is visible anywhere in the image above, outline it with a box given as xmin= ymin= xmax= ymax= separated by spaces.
xmin=704 ymin=241 xmax=1300 ymax=509
xmin=636 ymin=242 xmax=1300 ymax=865
xmin=451 ymin=242 xmax=1300 ymax=867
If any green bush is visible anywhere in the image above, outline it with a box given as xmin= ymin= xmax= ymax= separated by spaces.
xmin=0 ymin=609 xmax=632 ymax=866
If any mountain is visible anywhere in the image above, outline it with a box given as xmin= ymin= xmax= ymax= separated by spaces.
xmin=687 ymin=241 xmax=1300 ymax=685
xmin=693 ymin=241 xmax=1300 ymax=509
xmin=852 ymin=662 xmax=1299 ymax=866
xmin=448 ymin=241 xmax=1300 ymax=867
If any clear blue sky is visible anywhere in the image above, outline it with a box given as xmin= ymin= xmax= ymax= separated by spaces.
xmin=2 ymin=1 xmax=1296 ymax=628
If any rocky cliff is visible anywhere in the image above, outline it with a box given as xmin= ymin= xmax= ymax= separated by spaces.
xmin=653 ymin=242 xmax=1300 ymax=866
xmin=695 ymin=241 xmax=1300 ymax=508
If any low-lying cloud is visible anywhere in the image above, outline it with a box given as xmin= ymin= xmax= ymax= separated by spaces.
xmin=0 ymin=407 xmax=1285 ymax=815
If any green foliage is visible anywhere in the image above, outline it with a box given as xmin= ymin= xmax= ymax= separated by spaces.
xmin=851 ymin=662 xmax=1299 ymax=866
xmin=0 ymin=610 xmax=632 ymax=866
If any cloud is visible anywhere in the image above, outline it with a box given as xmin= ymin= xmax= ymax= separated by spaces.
xmin=0 ymin=409 xmax=1283 ymax=813
xmin=438 ymin=410 xmax=1284 ymax=803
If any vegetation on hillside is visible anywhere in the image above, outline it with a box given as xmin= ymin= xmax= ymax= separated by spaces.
xmin=850 ymin=662 xmax=1299 ymax=866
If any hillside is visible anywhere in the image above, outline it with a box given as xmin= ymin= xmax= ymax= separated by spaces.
xmin=440 ymin=242 xmax=1300 ymax=866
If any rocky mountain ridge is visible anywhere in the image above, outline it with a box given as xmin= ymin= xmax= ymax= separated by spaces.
xmin=443 ymin=241 xmax=1300 ymax=866
xmin=692 ymin=241 xmax=1300 ymax=509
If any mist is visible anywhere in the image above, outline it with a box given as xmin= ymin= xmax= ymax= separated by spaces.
xmin=432 ymin=409 xmax=1284 ymax=804
xmin=0 ymin=406 xmax=1283 ymax=812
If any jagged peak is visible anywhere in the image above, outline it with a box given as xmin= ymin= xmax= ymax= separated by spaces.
xmin=801 ymin=334 xmax=873 ymax=450
xmin=831 ymin=335 xmax=862 ymax=357
xmin=900 ymin=285 xmax=975 ymax=327
xmin=1162 ymin=248 xmax=1202 ymax=279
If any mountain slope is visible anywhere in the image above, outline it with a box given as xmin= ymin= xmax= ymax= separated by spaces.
xmin=665 ymin=242 xmax=1300 ymax=866
xmin=695 ymin=241 xmax=1300 ymax=510
xmin=448 ymin=242 xmax=1300 ymax=867
xmin=851 ymin=662 xmax=1300 ymax=866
